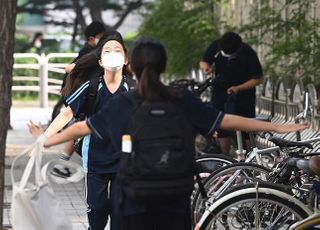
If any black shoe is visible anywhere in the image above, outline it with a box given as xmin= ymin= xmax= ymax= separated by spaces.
xmin=50 ymin=164 xmax=71 ymax=178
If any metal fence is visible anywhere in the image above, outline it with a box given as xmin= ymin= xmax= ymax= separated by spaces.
xmin=13 ymin=53 xmax=77 ymax=108
xmin=256 ymin=77 xmax=320 ymax=151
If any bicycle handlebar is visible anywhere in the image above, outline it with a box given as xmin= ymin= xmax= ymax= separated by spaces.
xmin=169 ymin=77 xmax=213 ymax=96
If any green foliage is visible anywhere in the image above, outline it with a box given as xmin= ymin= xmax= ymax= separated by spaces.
xmin=139 ymin=0 xmax=219 ymax=77
xmin=239 ymin=0 xmax=320 ymax=87
xmin=15 ymin=33 xmax=30 ymax=53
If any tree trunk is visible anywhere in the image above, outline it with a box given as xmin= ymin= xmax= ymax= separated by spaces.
xmin=0 ymin=0 xmax=17 ymax=227
xmin=87 ymin=0 xmax=104 ymax=23
xmin=72 ymin=0 xmax=87 ymax=36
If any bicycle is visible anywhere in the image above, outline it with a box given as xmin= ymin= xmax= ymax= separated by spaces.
xmin=192 ymin=134 xmax=314 ymax=224
xmin=195 ymin=182 xmax=313 ymax=230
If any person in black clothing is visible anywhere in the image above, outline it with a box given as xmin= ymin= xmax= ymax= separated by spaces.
xmin=50 ymin=21 xmax=106 ymax=178
xmin=200 ymin=31 xmax=263 ymax=155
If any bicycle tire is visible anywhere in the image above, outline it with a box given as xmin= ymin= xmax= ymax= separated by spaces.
xmin=199 ymin=182 xmax=311 ymax=230
xmin=195 ymin=154 xmax=236 ymax=177
xmin=192 ymin=163 xmax=270 ymax=225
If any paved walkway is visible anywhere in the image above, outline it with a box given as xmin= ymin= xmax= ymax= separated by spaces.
xmin=4 ymin=104 xmax=110 ymax=229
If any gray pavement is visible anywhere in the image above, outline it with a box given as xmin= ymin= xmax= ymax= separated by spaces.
xmin=5 ymin=105 xmax=111 ymax=229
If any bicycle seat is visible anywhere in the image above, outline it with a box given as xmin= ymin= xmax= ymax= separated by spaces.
xmin=269 ymin=136 xmax=313 ymax=149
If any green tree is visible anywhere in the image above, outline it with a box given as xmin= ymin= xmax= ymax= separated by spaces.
xmin=239 ymin=0 xmax=320 ymax=86
xmin=139 ymin=0 xmax=220 ymax=77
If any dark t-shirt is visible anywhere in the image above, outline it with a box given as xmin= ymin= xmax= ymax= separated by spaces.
xmin=203 ymin=40 xmax=263 ymax=117
xmin=61 ymin=43 xmax=95 ymax=89
xmin=73 ymin=43 xmax=94 ymax=63
xmin=87 ymin=90 xmax=225 ymax=214
xmin=64 ymin=76 xmax=130 ymax=173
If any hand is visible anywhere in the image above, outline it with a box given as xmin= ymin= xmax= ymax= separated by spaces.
xmin=211 ymin=131 xmax=218 ymax=139
xmin=227 ymin=86 xmax=240 ymax=94
xmin=27 ymin=120 xmax=45 ymax=138
xmin=275 ymin=122 xmax=310 ymax=133
xmin=199 ymin=61 xmax=213 ymax=75
xmin=65 ymin=63 xmax=76 ymax=74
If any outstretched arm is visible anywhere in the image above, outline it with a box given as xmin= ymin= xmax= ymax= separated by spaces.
xmin=44 ymin=121 xmax=91 ymax=148
xmin=28 ymin=106 xmax=74 ymax=138
xmin=220 ymin=114 xmax=309 ymax=133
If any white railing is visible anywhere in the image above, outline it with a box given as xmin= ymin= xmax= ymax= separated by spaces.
xmin=13 ymin=53 xmax=77 ymax=108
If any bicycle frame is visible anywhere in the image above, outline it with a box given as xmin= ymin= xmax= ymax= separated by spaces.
xmin=289 ymin=213 xmax=320 ymax=230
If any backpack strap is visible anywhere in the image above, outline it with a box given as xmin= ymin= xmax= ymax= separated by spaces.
xmin=123 ymin=75 xmax=137 ymax=91
xmin=83 ymin=69 xmax=102 ymax=117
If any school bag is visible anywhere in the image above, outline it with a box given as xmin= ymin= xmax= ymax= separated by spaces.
xmin=11 ymin=142 xmax=73 ymax=230
xmin=120 ymin=91 xmax=197 ymax=200
xmin=74 ymin=73 xmax=136 ymax=155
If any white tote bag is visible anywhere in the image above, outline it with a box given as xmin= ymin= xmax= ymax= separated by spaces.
xmin=11 ymin=142 xmax=73 ymax=230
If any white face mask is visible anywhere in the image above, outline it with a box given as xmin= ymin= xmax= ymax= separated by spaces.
xmin=101 ymin=52 xmax=125 ymax=71
xmin=94 ymin=38 xmax=100 ymax=46
xmin=34 ymin=40 xmax=42 ymax=48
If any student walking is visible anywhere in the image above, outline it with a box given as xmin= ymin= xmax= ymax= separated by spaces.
xmin=50 ymin=22 xmax=106 ymax=179
xmin=30 ymin=37 xmax=309 ymax=230
xmin=29 ymin=31 xmax=130 ymax=230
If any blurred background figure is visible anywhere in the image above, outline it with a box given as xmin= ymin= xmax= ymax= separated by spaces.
xmin=20 ymin=32 xmax=44 ymax=54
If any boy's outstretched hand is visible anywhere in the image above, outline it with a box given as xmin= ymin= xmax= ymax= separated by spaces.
xmin=27 ymin=120 xmax=44 ymax=138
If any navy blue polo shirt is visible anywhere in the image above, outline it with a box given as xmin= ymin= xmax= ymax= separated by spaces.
xmin=86 ymin=90 xmax=224 ymax=214
xmin=65 ymin=76 xmax=130 ymax=173
xmin=87 ymin=90 xmax=224 ymax=153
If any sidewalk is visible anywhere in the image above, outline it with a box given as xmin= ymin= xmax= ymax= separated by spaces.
xmin=4 ymin=105 xmax=91 ymax=229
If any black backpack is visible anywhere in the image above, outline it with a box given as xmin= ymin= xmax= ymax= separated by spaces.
xmin=120 ymin=91 xmax=196 ymax=200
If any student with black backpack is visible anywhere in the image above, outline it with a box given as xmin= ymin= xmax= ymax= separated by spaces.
xmin=30 ymin=37 xmax=308 ymax=230
xmin=49 ymin=21 xmax=106 ymax=178
xmin=29 ymin=32 xmax=134 ymax=230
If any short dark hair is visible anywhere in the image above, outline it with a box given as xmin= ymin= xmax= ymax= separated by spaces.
xmin=84 ymin=21 xmax=106 ymax=40
xmin=220 ymin=32 xmax=242 ymax=54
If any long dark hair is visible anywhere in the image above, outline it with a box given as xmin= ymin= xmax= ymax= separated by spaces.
xmin=130 ymin=37 xmax=176 ymax=101
xmin=62 ymin=30 xmax=126 ymax=98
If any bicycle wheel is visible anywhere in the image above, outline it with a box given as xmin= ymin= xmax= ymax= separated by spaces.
xmin=199 ymin=183 xmax=311 ymax=230
xmin=195 ymin=153 xmax=236 ymax=178
xmin=192 ymin=163 xmax=270 ymax=225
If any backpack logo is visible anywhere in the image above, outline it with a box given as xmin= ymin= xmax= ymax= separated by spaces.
xmin=158 ymin=150 xmax=170 ymax=166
